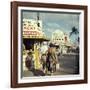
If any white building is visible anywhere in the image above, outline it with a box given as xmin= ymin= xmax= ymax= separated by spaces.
xmin=51 ymin=30 xmax=72 ymax=54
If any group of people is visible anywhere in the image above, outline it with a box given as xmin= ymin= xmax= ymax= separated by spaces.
xmin=25 ymin=42 xmax=59 ymax=75
xmin=40 ymin=43 xmax=58 ymax=75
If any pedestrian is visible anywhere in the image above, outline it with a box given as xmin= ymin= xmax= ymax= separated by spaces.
xmin=46 ymin=44 xmax=58 ymax=75
xmin=40 ymin=53 xmax=47 ymax=73
xmin=40 ymin=42 xmax=48 ymax=54
xmin=25 ymin=51 xmax=34 ymax=71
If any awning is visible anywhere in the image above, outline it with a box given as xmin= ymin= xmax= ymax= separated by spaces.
xmin=23 ymin=37 xmax=50 ymax=42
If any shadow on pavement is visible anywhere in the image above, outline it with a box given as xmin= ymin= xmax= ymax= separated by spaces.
xmin=30 ymin=69 xmax=45 ymax=76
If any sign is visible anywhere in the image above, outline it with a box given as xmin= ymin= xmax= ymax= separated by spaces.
xmin=23 ymin=19 xmax=44 ymax=38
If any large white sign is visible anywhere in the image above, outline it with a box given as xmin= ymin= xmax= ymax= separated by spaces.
xmin=23 ymin=19 xmax=43 ymax=38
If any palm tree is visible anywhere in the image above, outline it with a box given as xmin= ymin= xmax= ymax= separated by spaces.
xmin=69 ymin=26 xmax=79 ymax=37
xmin=70 ymin=26 xmax=79 ymax=54
xmin=77 ymin=37 xmax=80 ymax=43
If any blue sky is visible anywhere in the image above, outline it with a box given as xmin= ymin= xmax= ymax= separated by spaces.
xmin=22 ymin=10 xmax=80 ymax=43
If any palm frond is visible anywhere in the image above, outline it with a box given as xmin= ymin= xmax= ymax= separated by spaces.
xmin=69 ymin=26 xmax=79 ymax=37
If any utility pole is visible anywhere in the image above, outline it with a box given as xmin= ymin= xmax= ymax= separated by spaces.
xmin=37 ymin=12 xmax=40 ymax=27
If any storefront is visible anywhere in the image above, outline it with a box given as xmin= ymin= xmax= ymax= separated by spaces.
xmin=23 ymin=38 xmax=49 ymax=70
xmin=23 ymin=19 xmax=49 ymax=70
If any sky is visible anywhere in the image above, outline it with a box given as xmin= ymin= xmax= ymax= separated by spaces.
xmin=22 ymin=10 xmax=80 ymax=43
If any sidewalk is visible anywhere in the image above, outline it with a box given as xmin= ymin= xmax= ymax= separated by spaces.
xmin=23 ymin=69 xmax=71 ymax=77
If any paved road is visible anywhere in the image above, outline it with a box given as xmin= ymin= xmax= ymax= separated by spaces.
xmin=56 ymin=54 xmax=79 ymax=74
xmin=23 ymin=54 xmax=79 ymax=77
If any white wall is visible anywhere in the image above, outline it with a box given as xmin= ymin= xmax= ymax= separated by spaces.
xmin=0 ymin=0 xmax=89 ymax=90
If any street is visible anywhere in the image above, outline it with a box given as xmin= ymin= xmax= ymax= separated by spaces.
xmin=57 ymin=53 xmax=79 ymax=74
xmin=23 ymin=53 xmax=79 ymax=77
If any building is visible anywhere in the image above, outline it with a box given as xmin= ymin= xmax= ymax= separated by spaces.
xmin=51 ymin=30 xmax=72 ymax=54
xmin=23 ymin=19 xmax=49 ymax=70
